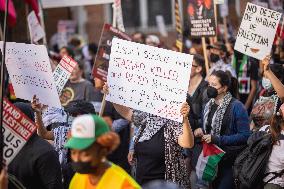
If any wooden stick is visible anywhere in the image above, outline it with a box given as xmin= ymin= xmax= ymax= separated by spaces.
xmin=214 ymin=3 xmax=218 ymax=42
xmin=99 ymin=94 xmax=107 ymax=117
xmin=202 ymin=37 xmax=209 ymax=76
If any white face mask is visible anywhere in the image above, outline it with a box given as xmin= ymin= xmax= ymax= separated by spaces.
xmin=262 ymin=78 xmax=273 ymax=90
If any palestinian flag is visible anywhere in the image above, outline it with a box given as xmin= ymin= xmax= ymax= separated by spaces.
xmin=196 ymin=142 xmax=225 ymax=182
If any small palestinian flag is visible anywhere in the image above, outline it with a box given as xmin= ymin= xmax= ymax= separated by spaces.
xmin=196 ymin=142 xmax=225 ymax=182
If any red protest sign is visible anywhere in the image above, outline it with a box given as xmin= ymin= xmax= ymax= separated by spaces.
xmin=92 ymin=23 xmax=132 ymax=82
xmin=2 ymin=98 xmax=37 ymax=164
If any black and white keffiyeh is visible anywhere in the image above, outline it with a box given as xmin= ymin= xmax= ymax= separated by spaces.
xmin=203 ymin=92 xmax=232 ymax=136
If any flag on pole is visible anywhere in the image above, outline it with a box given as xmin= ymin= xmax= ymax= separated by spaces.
xmin=0 ymin=0 xmax=16 ymax=27
xmin=196 ymin=142 xmax=225 ymax=182
xmin=25 ymin=0 xmax=39 ymax=14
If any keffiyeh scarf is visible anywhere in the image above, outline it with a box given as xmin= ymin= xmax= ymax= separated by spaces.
xmin=203 ymin=92 xmax=232 ymax=136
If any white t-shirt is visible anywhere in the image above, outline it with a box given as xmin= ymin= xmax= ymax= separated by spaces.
xmin=260 ymin=125 xmax=284 ymax=187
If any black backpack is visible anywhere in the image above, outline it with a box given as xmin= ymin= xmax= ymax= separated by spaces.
xmin=233 ymin=131 xmax=284 ymax=189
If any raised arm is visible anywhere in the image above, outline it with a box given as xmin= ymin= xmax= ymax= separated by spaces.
xmin=103 ymin=83 xmax=133 ymax=121
xmin=262 ymin=55 xmax=284 ymax=102
xmin=32 ymin=95 xmax=54 ymax=140
xmin=178 ymin=102 xmax=194 ymax=148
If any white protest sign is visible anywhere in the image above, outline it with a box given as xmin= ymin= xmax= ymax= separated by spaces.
xmin=2 ymin=98 xmax=37 ymax=165
xmin=106 ymin=38 xmax=193 ymax=123
xmin=27 ymin=11 xmax=45 ymax=43
xmin=0 ymin=42 xmax=61 ymax=108
xmin=114 ymin=0 xmax=125 ymax=32
xmin=53 ymin=55 xmax=77 ymax=95
xmin=42 ymin=0 xmax=114 ymax=9
xmin=234 ymin=3 xmax=282 ymax=60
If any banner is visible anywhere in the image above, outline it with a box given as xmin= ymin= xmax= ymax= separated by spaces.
xmin=0 ymin=42 xmax=61 ymax=108
xmin=234 ymin=3 xmax=282 ymax=60
xmin=188 ymin=0 xmax=216 ymax=37
xmin=92 ymin=24 xmax=132 ymax=82
xmin=53 ymin=55 xmax=77 ymax=95
xmin=27 ymin=11 xmax=45 ymax=42
xmin=2 ymin=98 xmax=37 ymax=165
xmin=42 ymin=0 xmax=114 ymax=9
xmin=106 ymin=38 xmax=193 ymax=123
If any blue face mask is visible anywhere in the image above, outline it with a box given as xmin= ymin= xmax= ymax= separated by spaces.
xmin=262 ymin=78 xmax=273 ymax=90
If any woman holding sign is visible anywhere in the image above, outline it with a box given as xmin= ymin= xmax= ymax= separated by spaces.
xmin=103 ymin=84 xmax=194 ymax=188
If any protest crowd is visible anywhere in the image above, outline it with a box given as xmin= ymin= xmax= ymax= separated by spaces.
xmin=1 ymin=0 xmax=284 ymax=189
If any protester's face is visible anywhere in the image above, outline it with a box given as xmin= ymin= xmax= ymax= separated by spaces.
xmin=70 ymin=65 xmax=83 ymax=82
xmin=208 ymin=75 xmax=227 ymax=96
xmin=190 ymin=60 xmax=202 ymax=78
xmin=197 ymin=0 xmax=204 ymax=6
xmin=71 ymin=143 xmax=105 ymax=166
xmin=60 ymin=48 xmax=69 ymax=58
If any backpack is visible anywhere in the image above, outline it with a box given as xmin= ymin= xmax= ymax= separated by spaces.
xmin=233 ymin=131 xmax=284 ymax=189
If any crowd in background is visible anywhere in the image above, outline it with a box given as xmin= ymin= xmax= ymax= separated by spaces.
xmin=1 ymin=19 xmax=284 ymax=189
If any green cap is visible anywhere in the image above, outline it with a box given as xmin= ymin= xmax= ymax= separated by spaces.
xmin=65 ymin=115 xmax=110 ymax=150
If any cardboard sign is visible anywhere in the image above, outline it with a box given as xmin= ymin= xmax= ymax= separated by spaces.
xmin=27 ymin=11 xmax=45 ymax=42
xmin=106 ymin=38 xmax=193 ymax=123
xmin=42 ymin=0 xmax=114 ymax=9
xmin=0 ymin=42 xmax=61 ymax=108
xmin=2 ymin=98 xmax=37 ymax=165
xmin=53 ymin=55 xmax=77 ymax=95
xmin=92 ymin=24 xmax=132 ymax=82
xmin=234 ymin=3 xmax=282 ymax=60
xmin=188 ymin=0 xmax=216 ymax=37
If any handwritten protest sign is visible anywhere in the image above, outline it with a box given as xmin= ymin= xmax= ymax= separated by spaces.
xmin=27 ymin=11 xmax=45 ymax=43
xmin=234 ymin=3 xmax=282 ymax=60
xmin=0 ymin=42 xmax=61 ymax=108
xmin=2 ymin=98 xmax=37 ymax=165
xmin=53 ymin=55 xmax=77 ymax=95
xmin=92 ymin=24 xmax=132 ymax=82
xmin=188 ymin=0 xmax=216 ymax=37
xmin=42 ymin=0 xmax=114 ymax=9
xmin=106 ymin=38 xmax=193 ymax=123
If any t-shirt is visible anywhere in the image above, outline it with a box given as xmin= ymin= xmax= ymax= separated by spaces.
xmin=135 ymin=127 xmax=166 ymax=185
xmin=8 ymin=134 xmax=63 ymax=189
xmin=69 ymin=163 xmax=141 ymax=189
xmin=60 ymin=79 xmax=96 ymax=106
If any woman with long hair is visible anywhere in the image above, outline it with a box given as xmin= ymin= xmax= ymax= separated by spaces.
xmin=201 ymin=70 xmax=250 ymax=189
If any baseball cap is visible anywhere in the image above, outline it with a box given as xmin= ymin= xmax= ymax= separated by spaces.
xmin=207 ymin=42 xmax=227 ymax=52
xmin=65 ymin=115 xmax=110 ymax=150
